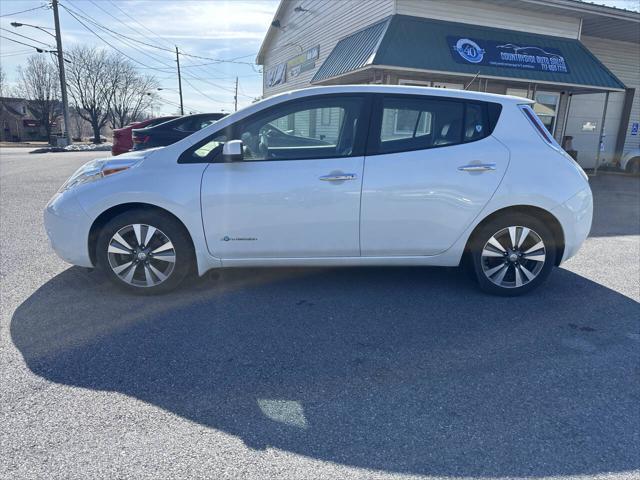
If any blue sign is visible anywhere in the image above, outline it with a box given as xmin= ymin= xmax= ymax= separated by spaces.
xmin=631 ymin=122 xmax=639 ymax=136
xmin=448 ymin=36 xmax=569 ymax=73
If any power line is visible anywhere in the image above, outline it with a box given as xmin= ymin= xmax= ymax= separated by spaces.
xmin=0 ymin=34 xmax=51 ymax=51
xmin=64 ymin=4 xmax=254 ymax=100
xmin=62 ymin=1 xmax=177 ymax=69
xmin=156 ymin=95 xmax=201 ymax=114
xmin=59 ymin=1 xmax=259 ymax=107
xmin=82 ymin=0 xmax=179 ymax=55
xmin=0 ymin=5 xmax=47 ymax=18
xmin=181 ymin=76 xmax=235 ymax=106
xmin=106 ymin=0 xmax=175 ymax=50
xmin=0 ymin=27 xmax=55 ymax=48
xmin=0 ymin=49 xmax=35 ymax=58
xmin=67 ymin=0 xmax=254 ymax=66
xmin=60 ymin=4 xmax=172 ymax=72
xmin=63 ymin=0 xmax=261 ymax=101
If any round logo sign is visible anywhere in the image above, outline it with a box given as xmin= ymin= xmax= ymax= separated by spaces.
xmin=454 ymin=38 xmax=485 ymax=64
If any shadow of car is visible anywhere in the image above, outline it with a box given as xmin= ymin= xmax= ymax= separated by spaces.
xmin=11 ymin=264 xmax=639 ymax=477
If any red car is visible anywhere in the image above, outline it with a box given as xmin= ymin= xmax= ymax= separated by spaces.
xmin=112 ymin=116 xmax=178 ymax=156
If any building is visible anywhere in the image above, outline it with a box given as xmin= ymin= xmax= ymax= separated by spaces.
xmin=257 ymin=0 xmax=640 ymax=169
xmin=0 ymin=97 xmax=62 ymax=142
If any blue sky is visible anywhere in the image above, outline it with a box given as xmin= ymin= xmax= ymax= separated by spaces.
xmin=0 ymin=0 xmax=279 ymax=114
xmin=1 ymin=0 xmax=638 ymax=115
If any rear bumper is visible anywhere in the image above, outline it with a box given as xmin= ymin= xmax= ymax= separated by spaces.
xmin=551 ymin=186 xmax=593 ymax=263
xmin=44 ymin=190 xmax=94 ymax=267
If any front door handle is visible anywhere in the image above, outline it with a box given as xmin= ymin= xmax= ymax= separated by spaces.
xmin=319 ymin=173 xmax=357 ymax=181
xmin=458 ymin=163 xmax=496 ymax=172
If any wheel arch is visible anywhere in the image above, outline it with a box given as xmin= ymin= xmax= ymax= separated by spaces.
xmin=88 ymin=202 xmax=195 ymax=266
xmin=464 ymin=205 xmax=565 ymax=266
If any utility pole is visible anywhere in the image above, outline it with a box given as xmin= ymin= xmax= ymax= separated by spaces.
xmin=234 ymin=76 xmax=238 ymax=112
xmin=51 ymin=0 xmax=71 ymax=145
xmin=175 ymin=46 xmax=184 ymax=115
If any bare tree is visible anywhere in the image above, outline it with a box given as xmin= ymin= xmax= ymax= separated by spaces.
xmin=0 ymin=65 xmax=6 ymax=97
xmin=69 ymin=106 xmax=91 ymax=141
xmin=66 ymin=46 xmax=119 ymax=143
xmin=109 ymin=62 xmax=159 ymax=129
xmin=16 ymin=56 xmax=61 ymax=142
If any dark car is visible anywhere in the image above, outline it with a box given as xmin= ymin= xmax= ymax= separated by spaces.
xmin=112 ymin=116 xmax=178 ymax=156
xmin=131 ymin=113 xmax=226 ymax=151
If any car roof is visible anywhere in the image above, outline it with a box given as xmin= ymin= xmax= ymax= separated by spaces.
xmin=267 ymin=85 xmax=533 ymax=105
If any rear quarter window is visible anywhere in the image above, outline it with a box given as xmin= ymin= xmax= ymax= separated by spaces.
xmin=370 ymin=95 xmax=502 ymax=155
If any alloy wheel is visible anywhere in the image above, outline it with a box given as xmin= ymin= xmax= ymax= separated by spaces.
xmin=480 ymin=226 xmax=546 ymax=289
xmin=107 ymin=224 xmax=176 ymax=288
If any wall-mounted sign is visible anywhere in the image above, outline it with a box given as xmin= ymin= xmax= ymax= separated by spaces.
xmin=266 ymin=62 xmax=286 ymax=88
xmin=582 ymin=121 xmax=597 ymax=132
xmin=631 ymin=122 xmax=639 ymax=136
xmin=448 ymin=36 xmax=569 ymax=73
xmin=287 ymin=45 xmax=319 ymax=80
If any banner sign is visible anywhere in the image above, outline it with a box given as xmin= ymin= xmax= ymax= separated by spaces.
xmin=266 ymin=62 xmax=286 ymax=87
xmin=287 ymin=45 xmax=320 ymax=80
xmin=448 ymin=36 xmax=569 ymax=73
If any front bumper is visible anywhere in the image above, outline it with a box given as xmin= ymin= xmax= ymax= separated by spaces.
xmin=44 ymin=190 xmax=94 ymax=267
xmin=551 ymin=186 xmax=593 ymax=264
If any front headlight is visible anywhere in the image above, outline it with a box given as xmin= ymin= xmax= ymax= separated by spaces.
xmin=59 ymin=158 xmax=140 ymax=192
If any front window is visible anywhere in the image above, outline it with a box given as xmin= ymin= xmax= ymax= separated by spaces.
xmin=180 ymin=96 xmax=364 ymax=163
xmin=236 ymin=97 xmax=363 ymax=161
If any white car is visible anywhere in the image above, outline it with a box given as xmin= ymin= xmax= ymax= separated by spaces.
xmin=621 ymin=149 xmax=640 ymax=174
xmin=44 ymin=85 xmax=592 ymax=296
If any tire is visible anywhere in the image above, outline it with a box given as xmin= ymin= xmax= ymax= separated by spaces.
xmin=96 ymin=209 xmax=194 ymax=294
xmin=469 ymin=213 xmax=557 ymax=296
xmin=625 ymin=157 xmax=640 ymax=175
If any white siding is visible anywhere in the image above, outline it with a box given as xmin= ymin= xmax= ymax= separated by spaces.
xmin=580 ymin=35 xmax=640 ymax=157
xmin=261 ymin=0 xmax=394 ymax=97
xmin=396 ymin=0 xmax=582 ymax=38
xmin=562 ymin=92 xmax=624 ymax=168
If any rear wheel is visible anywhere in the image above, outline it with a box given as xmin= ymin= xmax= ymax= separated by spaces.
xmin=470 ymin=214 xmax=556 ymax=296
xmin=96 ymin=209 xmax=193 ymax=294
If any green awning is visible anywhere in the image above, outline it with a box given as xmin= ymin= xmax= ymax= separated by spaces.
xmin=312 ymin=15 xmax=625 ymax=91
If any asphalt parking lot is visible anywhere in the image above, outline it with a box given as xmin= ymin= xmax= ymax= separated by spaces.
xmin=1 ymin=146 xmax=638 ymax=480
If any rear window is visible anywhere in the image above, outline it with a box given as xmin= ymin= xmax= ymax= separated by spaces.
xmin=372 ymin=96 xmax=501 ymax=155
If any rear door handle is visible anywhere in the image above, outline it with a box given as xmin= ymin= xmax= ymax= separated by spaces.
xmin=319 ymin=173 xmax=357 ymax=181
xmin=458 ymin=163 xmax=496 ymax=172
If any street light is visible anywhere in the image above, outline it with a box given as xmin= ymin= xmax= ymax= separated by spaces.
xmin=11 ymin=11 xmax=72 ymax=146
xmin=10 ymin=22 xmax=56 ymax=39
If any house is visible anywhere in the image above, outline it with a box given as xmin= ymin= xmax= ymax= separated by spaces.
xmin=0 ymin=97 xmax=62 ymax=142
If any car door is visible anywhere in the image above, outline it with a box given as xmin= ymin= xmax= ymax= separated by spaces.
xmin=360 ymin=94 xmax=509 ymax=256
xmin=197 ymin=95 xmax=368 ymax=259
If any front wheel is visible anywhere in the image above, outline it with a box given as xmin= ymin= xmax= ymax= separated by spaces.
xmin=96 ymin=209 xmax=194 ymax=294
xmin=470 ymin=214 xmax=557 ymax=296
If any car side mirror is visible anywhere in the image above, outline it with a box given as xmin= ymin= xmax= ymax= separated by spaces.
xmin=221 ymin=140 xmax=244 ymax=162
